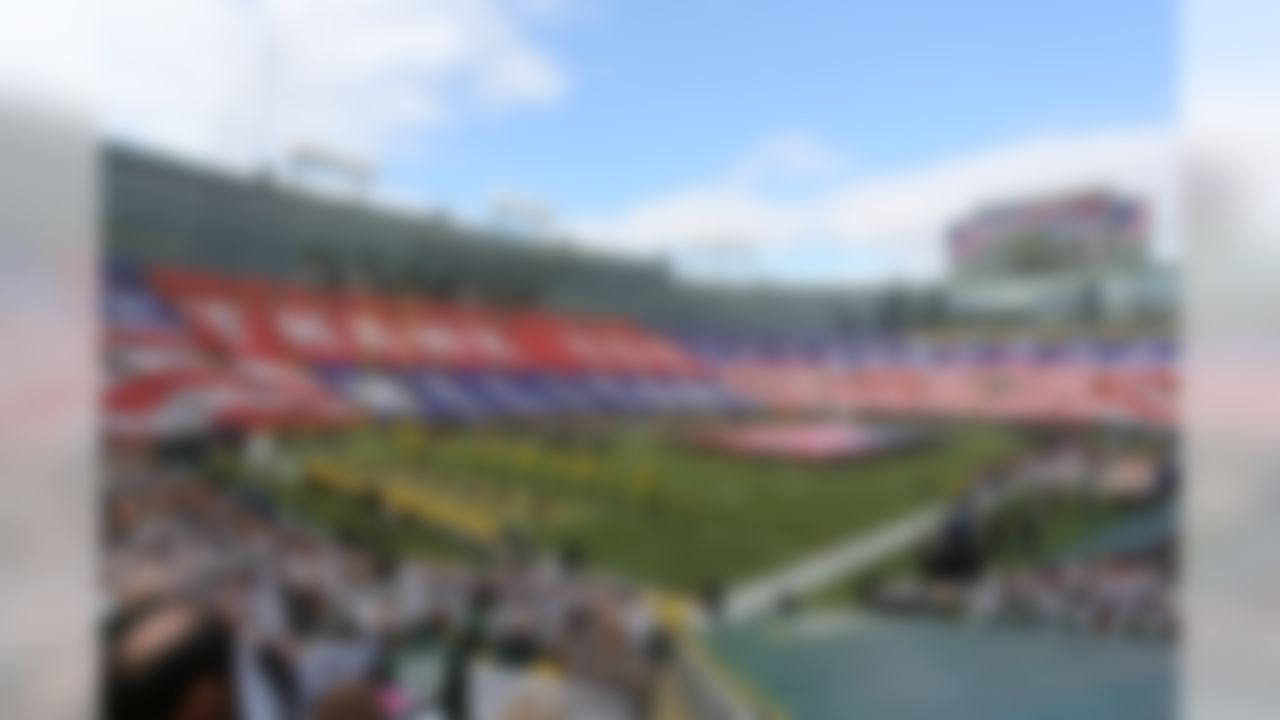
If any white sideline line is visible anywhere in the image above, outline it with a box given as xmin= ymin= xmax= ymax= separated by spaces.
xmin=722 ymin=505 xmax=944 ymax=621
xmin=723 ymin=484 xmax=1018 ymax=622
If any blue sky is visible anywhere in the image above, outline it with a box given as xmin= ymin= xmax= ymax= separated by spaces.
xmin=384 ymin=0 xmax=1173 ymax=220
xmin=104 ymin=0 xmax=1175 ymax=281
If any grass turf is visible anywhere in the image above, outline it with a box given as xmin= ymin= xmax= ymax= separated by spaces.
xmin=805 ymin=488 xmax=1153 ymax=609
xmin=274 ymin=422 xmax=1025 ymax=593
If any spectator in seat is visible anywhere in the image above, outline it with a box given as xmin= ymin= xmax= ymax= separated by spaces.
xmin=105 ymin=599 xmax=238 ymax=720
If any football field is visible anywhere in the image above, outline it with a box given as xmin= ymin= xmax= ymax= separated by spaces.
xmin=266 ymin=421 xmax=1024 ymax=593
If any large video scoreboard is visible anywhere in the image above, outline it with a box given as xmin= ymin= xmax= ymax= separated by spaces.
xmin=947 ymin=191 xmax=1149 ymax=279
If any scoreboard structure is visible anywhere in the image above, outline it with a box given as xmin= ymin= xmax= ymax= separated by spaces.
xmin=947 ymin=191 xmax=1150 ymax=280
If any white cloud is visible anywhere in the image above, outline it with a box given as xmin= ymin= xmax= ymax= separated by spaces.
xmin=0 ymin=1 xmax=94 ymax=108
xmin=100 ymin=0 xmax=566 ymax=172
xmin=572 ymin=128 xmax=1178 ymax=282
xmin=725 ymin=132 xmax=844 ymax=187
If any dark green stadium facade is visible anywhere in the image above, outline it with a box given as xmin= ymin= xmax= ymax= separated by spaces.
xmin=105 ymin=144 xmax=1175 ymax=336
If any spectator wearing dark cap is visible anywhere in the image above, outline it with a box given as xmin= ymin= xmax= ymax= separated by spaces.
xmin=105 ymin=599 xmax=238 ymax=720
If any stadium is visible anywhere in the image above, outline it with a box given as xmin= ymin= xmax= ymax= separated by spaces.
xmin=100 ymin=141 xmax=1178 ymax=720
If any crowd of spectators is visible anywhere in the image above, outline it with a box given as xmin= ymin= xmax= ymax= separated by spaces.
xmin=962 ymin=546 xmax=1176 ymax=639
xmin=102 ymin=456 xmax=674 ymax=720
xmin=866 ymin=545 xmax=1175 ymax=641
xmin=862 ymin=439 xmax=1178 ymax=642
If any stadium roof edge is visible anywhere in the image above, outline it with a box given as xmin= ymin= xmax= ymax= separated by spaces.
xmin=103 ymin=141 xmax=671 ymax=275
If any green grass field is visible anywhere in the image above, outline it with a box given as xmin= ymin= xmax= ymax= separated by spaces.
xmin=266 ymin=422 xmax=1025 ymax=593
xmin=806 ymin=484 xmax=1153 ymax=609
